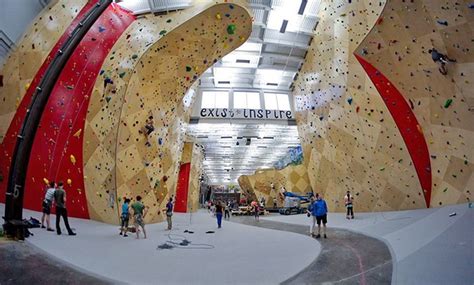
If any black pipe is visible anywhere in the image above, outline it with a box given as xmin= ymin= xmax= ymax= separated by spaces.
xmin=3 ymin=0 xmax=112 ymax=239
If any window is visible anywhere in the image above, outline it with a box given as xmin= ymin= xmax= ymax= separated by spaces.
xmin=277 ymin=94 xmax=291 ymax=110
xmin=201 ymin=91 xmax=229 ymax=108
xmin=264 ymin=93 xmax=291 ymax=110
xmin=233 ymin=92 xmax=261 ymax=109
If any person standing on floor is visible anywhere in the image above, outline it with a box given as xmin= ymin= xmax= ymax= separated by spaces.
xmin=224 ymin=201 xmax=230 ymax=220
xmin=53 ymin=181 xmax=76 ymax=236
xmin=215 ymin=201 xmax=223 ymax=228
xmin=344 ymin=191 xmax=354 ymax=219
xmin=120 ymin=198 xmax=131 ymax=237
xmin=131 ymin=196 xmax=147 ymax=239
xmin=311 ymin=193 xmax=328 ymax=239
xmin=164 ymin=197 xmax=173 ymax=230
xmin=254 ymin=202 xmax=260 ymax=221
xmin=41 ymin=181 xmax=56 ymax=232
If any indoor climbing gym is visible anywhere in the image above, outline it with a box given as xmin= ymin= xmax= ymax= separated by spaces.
xmin=0 ymin=0 xmax=472 ymax=284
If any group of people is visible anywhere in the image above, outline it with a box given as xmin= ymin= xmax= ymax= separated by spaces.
xmin=119 ymin=196 xmax=174 ymax=239
xmin=306 ymin=191 xmax=355 ymax=238
xmin=41 ymin=181 xmax=76 ymax=236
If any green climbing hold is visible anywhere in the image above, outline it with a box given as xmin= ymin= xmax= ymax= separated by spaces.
xmin=119 ymin=71 xmax=126 ymax=78
xmin=186 ymin=66 xmax=192 ymax=72
xmin=398 ymin=159 xmax=403 ymax=163
xmin=227 ymin=24 xmax=236 ymax=35
xmin=159 ymin=30 xmax=167 ymax=35
xmin=105 ymin=96 xmax=111 ymax=103
xmin=380 ymin=167 xmax=385 ymax=171
xmin=166 ymin=19 xmax=172 ymax=23
xmin=132 ymin=54 xmax=138 ymax=59
xmin=444 ymin=99 xmax=453 ymax=108
xmin=464 ymin=160 xmax=468 ymax=165
xmin=443 ymin=187 xmax=448 ymax=192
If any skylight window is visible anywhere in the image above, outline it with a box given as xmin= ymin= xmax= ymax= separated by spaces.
xmin=264 ymin=93 xmax=291 ymax=111
xmin=201 ymin=91 xmax=229 ymax=108
xmin=234 ymin=92 xmax=261 ymax=109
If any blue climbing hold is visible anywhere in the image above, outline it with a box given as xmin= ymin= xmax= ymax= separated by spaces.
xmin=436 ymin=20 xmax=448 ymax=26
xmin=99 ymin=26 xmax=106 ymax=32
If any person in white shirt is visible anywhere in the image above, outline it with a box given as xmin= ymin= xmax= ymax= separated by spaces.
xmin=41 ymin=181 xmax=56 ymax=231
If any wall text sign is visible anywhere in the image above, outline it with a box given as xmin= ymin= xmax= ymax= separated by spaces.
xmin=200 ymin=108 xmax=293 ymax=120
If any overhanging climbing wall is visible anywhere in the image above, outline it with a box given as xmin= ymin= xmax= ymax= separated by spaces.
xmin=355 ymin=0 xmax=473 ymax=207
xmin=238 ymin=165 xmax=311 ymax=207
xmin=292 ymin=0 xmax=429 ymax=212
xmin=0 ymin=0 xmax=252 ymax=224
xmin=83 ymin=1 xmax=252 ymax=224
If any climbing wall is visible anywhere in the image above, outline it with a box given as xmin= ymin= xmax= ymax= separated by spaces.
xmin=0 ymin=0 xmax=89 ymax=202
xmin=292 ymin=0 xmax=432 ymax=212
xmin=187 ymin=143 xmax=204 ymax=212
xmin=0 ymin=0 xmax=88 ymax=141
xmin=238 ymin=165 xmax=311 ymax=207
xmin=355 ymin=0 xmax=473 ymax=208
xmin=83 ymin=1 xmax=252 ymax=224
xmin=1 ymin=2 xmax=135 ymax=217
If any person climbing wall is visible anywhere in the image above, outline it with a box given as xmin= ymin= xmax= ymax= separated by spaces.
xmin=428 ymin=48 xmax=456 ymax=75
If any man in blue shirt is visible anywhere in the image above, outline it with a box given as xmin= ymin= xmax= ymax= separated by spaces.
xmin=310 ymin=193 xmax=328 ymax=238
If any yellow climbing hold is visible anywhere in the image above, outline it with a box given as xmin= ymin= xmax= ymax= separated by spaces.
xmin=67 ymin=178 xmax=72 ymax=185
xmin=70 ymin=154 xmax=76 ymax=165
xmin=73 ymin=129 xmax=82 ymax=138
xmin=43 ymin=178 xmax=49 ymax=185
xmin=215 ymin=13 xmax=221 ymax=20
xmin=25 ymin=83 xmax=30 ymax=90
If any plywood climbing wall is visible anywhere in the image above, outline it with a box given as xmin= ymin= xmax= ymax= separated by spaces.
xmin=83 ymin=1 xmax=252 ymax=224
xmin=356 ymin=0 xmax=473 ymax=208
xmin=292 ymin=0 xmax=431 ymax=212
xmin=0 ymin=0 xmax=88 ymax=141
xmin=238 ymin=165 xmax=311 ymax=207
xmin=187 ymin=143 xmax=204 ymax=212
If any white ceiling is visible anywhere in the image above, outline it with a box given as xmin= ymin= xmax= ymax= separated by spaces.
xmin=186 ymin=121 xmax=300 ymax=185
xmin=200 ymin=0 xmax=320 ymax=91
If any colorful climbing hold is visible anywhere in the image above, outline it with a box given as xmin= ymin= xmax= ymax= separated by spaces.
xmin=444 ymin=99 xmax=453 ymax=108
xmin=227 ymin=24 xmax=236 ymax=35
xmin=73 ymin=129 xmax=82 ymax=138
xmin=70 ymin=154 xmax=76 ymax=165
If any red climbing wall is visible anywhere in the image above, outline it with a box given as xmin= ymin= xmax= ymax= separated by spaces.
xmin=23 ymin=4 xmax=134 ymax=218
xmin=355 ymin=55 xmax=432 ymax=207
xmin=174 ymin=163 xmax=191 ymax=213
xmin=0 ymin=1 xmax=96 ymax=204
xmin=0 ymin=3 xmax=134 ymax=218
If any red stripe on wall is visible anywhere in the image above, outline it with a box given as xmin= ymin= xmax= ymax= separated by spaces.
xmin=175 ymin=163 xmax=191 ymax=213
xmin=21 ymin=4 xmax=135 ymax=218
xmin=355 ymin=54 xmax=432 ymax=208
xmin=0 ymin=1 xmax=97 ymax=203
